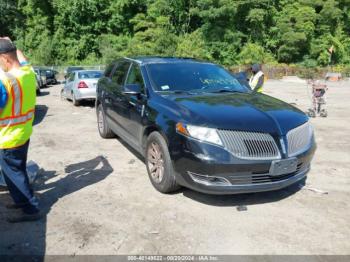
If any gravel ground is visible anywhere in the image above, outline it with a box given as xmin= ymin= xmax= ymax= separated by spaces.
xmin=0 ymin=80 xmax=349 ymax=256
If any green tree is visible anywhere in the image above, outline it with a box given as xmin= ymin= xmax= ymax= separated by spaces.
xmin=238 ymin=43 xmax=276 ymax=65
xmin=274 ymin=2 xmax=317 ymax=63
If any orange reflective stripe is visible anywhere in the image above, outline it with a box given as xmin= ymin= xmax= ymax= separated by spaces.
xmin=0 ymin=111 xmax=34 ymax=127
xmin=4 ymin=72 xmax=22 ymax=116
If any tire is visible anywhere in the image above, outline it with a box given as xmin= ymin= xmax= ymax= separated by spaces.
xmin=97 ymin=103 xmax=115 ymax=138
xmin=72 ymin=93 xmax=80 ymax=106
xmin=320 ymin=109 xmax=328 ymax=118
xmin=145 ymin=132 xmax=180 ymax=193
xmin=60 ymin=89 xmax=66 ymax=101
xmin=308 ymin=109 xmax=316 ymax=118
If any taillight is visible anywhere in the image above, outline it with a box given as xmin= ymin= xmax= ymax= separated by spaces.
xmin=78 ymin=81 xmax=88 ymax=88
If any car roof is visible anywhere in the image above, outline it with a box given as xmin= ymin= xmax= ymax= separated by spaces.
xmin=67 ymin=66 xmax=84 ymax=69
xmin=75 ymin=70 xmax=103 ymax=73
xmin=124 ymin=56 xmax=212 ymax=65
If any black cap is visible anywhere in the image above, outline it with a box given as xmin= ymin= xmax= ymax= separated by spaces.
xmin=0 ymin=39 xmax=17 ymax=54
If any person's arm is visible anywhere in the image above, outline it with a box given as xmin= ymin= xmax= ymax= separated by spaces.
xmin=17 ymin=49 xmax=29 ymax=65
xmin=0 ymin=80 xmax=8 ymax=114
xmin=253 ymin=74 xmax=265 ymax=92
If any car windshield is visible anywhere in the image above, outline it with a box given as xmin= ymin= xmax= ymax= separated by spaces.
xmin=147 ymin=62 xmax=249 ymax=93
xmin=78 ymin=71 xmax=103 ymax=79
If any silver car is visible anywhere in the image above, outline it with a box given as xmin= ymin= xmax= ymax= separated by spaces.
xmin=61 ymin=70 xmax=103 ymax=106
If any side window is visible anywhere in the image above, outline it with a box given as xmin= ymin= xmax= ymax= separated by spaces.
xmin=104 ymin=62 xmax=115 ymax=77
xmin=125 ymin=64 xmax=145 ymax=93
xmin=111 ymin=61 xmax=131 ymax=87
xmin=69 ymin=73 xmax=75 ymax=82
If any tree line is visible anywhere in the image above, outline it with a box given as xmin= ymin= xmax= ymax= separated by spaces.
xmin=1 ymin=0 xmax=349 ymax=67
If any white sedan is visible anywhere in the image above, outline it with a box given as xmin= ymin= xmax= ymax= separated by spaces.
xmin=61 ymin=70 xmax=103 ymax=106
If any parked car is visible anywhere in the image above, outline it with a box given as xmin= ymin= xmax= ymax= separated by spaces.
xmin=64 ymin=66 xmax=84 ymax=79
xmin=96 ymin=57 xmax=316 ymax=195
xmin=61 ymin=70 xmax=103 ymax=106
xmin=34 ymin=73 xmax=41 ymax=95
xmin=34 ymin=68 xmax=47 ymax=88
xmin=44 ymin=69 xmax=58 ymax=85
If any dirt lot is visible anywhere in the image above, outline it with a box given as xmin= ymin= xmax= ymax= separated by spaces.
xmin=0 ymin=80 xmax=349 ymax=256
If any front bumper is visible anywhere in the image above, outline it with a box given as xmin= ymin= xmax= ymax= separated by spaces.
xmin=170 ymin=134 xmax=316 ymax=195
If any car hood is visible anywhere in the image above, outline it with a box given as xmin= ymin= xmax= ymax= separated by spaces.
xmin=161 ymin=92 xmax=308 ymax=136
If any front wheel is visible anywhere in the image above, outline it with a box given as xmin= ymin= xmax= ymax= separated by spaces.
xmin=308 ymin=109 xmax=316 ymax=118
xmin=145 ymin=132 xmax=180 ymax=193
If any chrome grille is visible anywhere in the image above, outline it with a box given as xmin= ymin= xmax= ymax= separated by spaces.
xmin=228 ymin=163 xmax=307 ymax=185
xmin=217 ymin=130 xmax=281 ymax=160
xmin=287 ymin=122 xmax=313 ymax=157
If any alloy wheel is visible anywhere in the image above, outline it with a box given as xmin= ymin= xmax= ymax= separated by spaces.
xmin=147 ymin=142 xmax=165 ymax=184
xmin=98 ymin=108 xmax=104 ymax=134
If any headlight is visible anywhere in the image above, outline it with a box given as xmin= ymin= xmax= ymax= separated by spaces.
xmin=176 ymin=123 xmax=223 ymax=146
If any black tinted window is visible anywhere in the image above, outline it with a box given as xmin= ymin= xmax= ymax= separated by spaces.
xmin=147 ymin=63 xmax=248 ymax=93
xmin=111 ymin=62 xmax=131 ymax=86
xmin=104 ymin=63 xmax=115 ymax=77
xmin=126 ymin=64 xmax=145 ymax=92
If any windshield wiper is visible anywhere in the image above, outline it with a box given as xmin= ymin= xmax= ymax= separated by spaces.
xmin=208 ymin=89 xmax=241 ymax=93
xmin=168 ymin=90 xmax=195 ymax=95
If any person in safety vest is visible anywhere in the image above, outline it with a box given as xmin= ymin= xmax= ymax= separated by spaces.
xmin=249 ymin=64 xmax=264 ymax=93
xmin=0 ymin=37 xmax=42 ymax=223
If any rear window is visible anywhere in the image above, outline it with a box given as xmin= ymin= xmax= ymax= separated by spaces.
xmin=78 ymin=71 xmax=103 ymax=79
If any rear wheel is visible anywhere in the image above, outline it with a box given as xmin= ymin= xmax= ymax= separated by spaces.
xmin=320 ymin=109 xmax=328 ymax=117
xmin=72 ymin=93 xmax=80 ymax=106
xmin=97 ymin=103 xmax=115 ymax=138
xmin=60 ymin=89 xmax=65 ymax=100
xmin=145 ymin=132 xmax=180 ymax=193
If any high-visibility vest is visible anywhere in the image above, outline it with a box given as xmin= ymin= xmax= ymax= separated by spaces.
xmin=249 ymin=71 xmax=264 ymax=93
xmin=0 ymin=65 xmax=36 ymax=149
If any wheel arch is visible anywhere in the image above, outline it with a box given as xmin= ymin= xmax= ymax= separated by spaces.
xmin=142 ymin=125 xmax=169 ymax=151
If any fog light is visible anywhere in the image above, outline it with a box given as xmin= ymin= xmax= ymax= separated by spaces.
xmin=188 ymin=172 xmax=231 ymax=186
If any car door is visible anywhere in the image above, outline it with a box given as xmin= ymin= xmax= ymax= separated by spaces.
xmin=63 ymin=73 xmax=70 ymax=97
xmin=104 ymin=61 xmax=133 ymax=140
xmin=65 ymin=73 xmax=75 ymax=98
xmin=123 ymin=63 xmax=147 ymax=143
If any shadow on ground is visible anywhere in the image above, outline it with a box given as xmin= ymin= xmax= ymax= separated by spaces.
xmin=37 ymin=91 xmax=50 ymax=97
xmin=0 ymin=156 xmax=113 ymax=259
xmin=77 ymin=100 xmax=95 ymax=108
xmin=33 ymin=105 xmax=49 ymax=126
xmin=181 ymin=182 xmax=304 ymax=207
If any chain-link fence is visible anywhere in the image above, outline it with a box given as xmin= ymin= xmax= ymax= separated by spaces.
xmin=35 ymin=65 xmax=106 ymax=80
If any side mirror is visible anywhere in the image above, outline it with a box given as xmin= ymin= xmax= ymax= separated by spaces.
xmin=123 ymin=84 xmax=142 ymax=95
